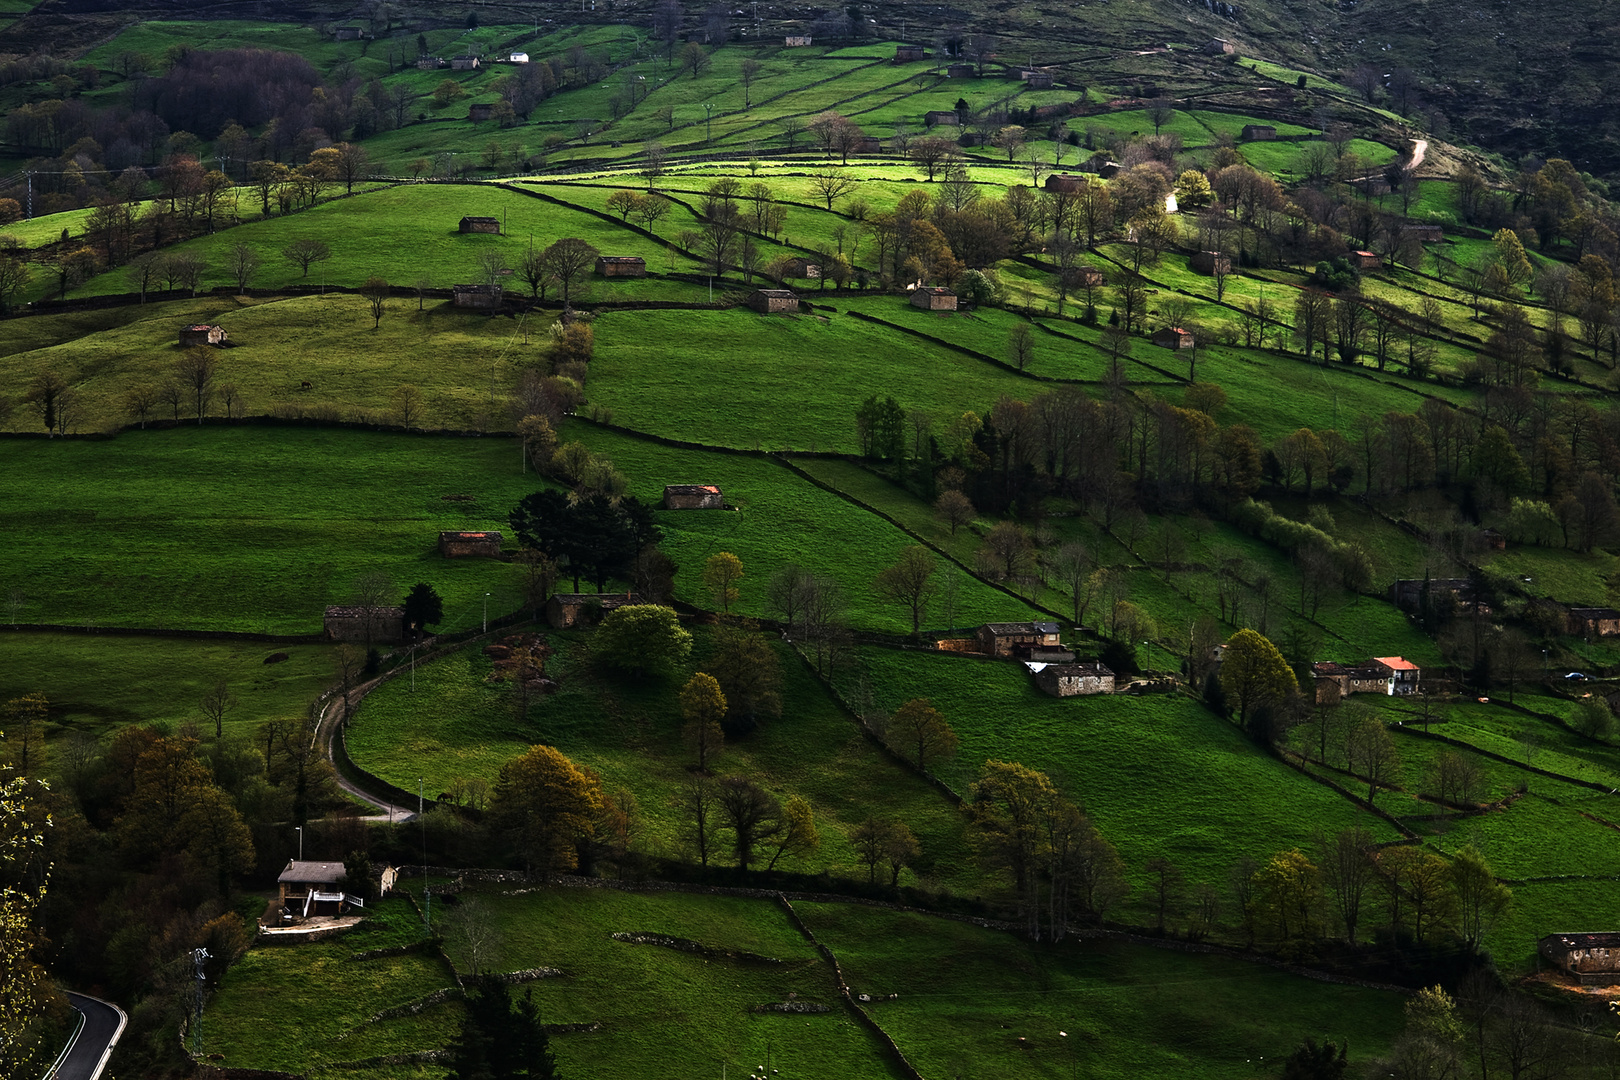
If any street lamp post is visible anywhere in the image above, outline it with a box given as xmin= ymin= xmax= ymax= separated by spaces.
xmin=704 ymin=102 xmax=713 ymax=145
xmin=483 ymin=592 xmax=491 ymax=633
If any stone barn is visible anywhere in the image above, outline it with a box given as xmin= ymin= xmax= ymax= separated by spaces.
xmin=1568 ymin=607 xmax=1620 ymax=638
xmin=459 ymin=216 xmax=501 ymax=234
xmin=332 ymin=25 xmax=363 ymax=40
xmin=784 ymin=35 xmax=812 ymax=47
xmin=453 ymin=284 xmax=503 ymax=309
xmin=416 ymin=57 xmax=444 ymax=70
xmin=1019 ymin=70 xmax=1055 ymax=89
xmin=546 ymin=592 xmax=640 ymax=629
xmin=467 ymin=103 xmax=493 ymax=122
xmin=1403 ymin=224 xmax=1445 ymax=243
xmin=1032 ymin=662 xmax=1115 ymax=698
xmin=1071 ymin=266 xmax=1105 ymax=288
xmin=853 ymin=136 xmax=883 ymax=154
xmin=1153 ymin=326 xmax=1195 ymax=350
xmin=1240 ymin=124 xmax=1277 ymax=141
xmin=946 ymin=63 xmax=975 ymax=78
xmin=1540 ymin=934 xmax=1620 ymax=985
xmin=894 ymin=45 xmax=928 ymax=62
xmin=748 ymin=288 xmax=799 ymax=314
xmin=1190 ymin=251 xmax=1233 ymax=276
xmin=438 ymin=531 xmax=503 ymax=557
xmin=596 ymin=256 xmax=647 ymax=277
xmin=323 ymin=605 xmax=405 ymax=644
xmin=780 ymin=257 xmax=820 ymax=279
xmin=450 ymin=54 xmax=480 ymax=71
xmin=910 ymin=287 xmax=957 ymax=311
xmin=1203 ymin=38 xmax=1236 ymax=54
xmin=924 ymin=110 xmax=961 ymax=127
xmin=977 ymin=621 xmax=1063 ymax=658
xmin=179 ymin=324 xmax=228 ymax=347
xmin=663 ymin=484 xmax=723 ymax=510
xmin=1044 ymin=173 xmax=1089 ymax=194
xmin=1350 ymin=250 xmax=1380 ymax=269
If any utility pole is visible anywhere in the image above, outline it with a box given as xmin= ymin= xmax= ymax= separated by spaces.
xmin=419 ymin=779 xmax=430 ymax=930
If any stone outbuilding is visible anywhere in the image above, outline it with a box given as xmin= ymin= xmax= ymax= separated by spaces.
xmin=1350 ymin=250 xmax=1380 ymax=269
xmin=1568 ymin=607 xmax=1620 ymax=638
xmin=467 ymin=103 xmax=493 ymax=122
xmin=332 ymin=26 xmax=364 ymax=40
xmin=1070 ymin=266 xmax=1105 ymax=288
xmin=438 ymin=531 xmax=503 ymax=557
xmin=179 ymin=324 xmax=228 ymax=346
xmin=1044 ymin=173 xmax=1089 ymax=194
xmin=1240 ymin=124 xmax=1276 ymax=141
xmin=416 ymin=57 xmax=445 ymax=70
xmin=1031 ymin=662 xmax=1115 ymax=697
xmin=323 ymin=606 xmax=405 ymax=644
xmin=1389 ymin=578 xmax=1485 ymax=615
xmin=453 ymin=284 xmax=503 ymax=309
xmin=1203 ymin=37 xmax=1236 ymax=54
xmin=780 ymin=257 xmax=821 ymax=279
xmin=784 ymin=35 xmax=812 ymax=47
xmin=545 ymin=592 xmax=640 ymax=629
xmin=450 ymin=54 xmax=480 ymax=71
xmin=924 ymin=110 xmax=961 ymax=127
xmin=1153 ymin=326 xmax=1195 ymax=350
xmin=909 ymin=286 xmax=957 ymax=311
xmin=946 ymin=63 xmax=975 ymax=78
xmin=894 ymin=45 xmax=928 ymax=63
xmin=978 ymin=621 xmax=1063 ymax=659
xmin=1190 ymin=251 xmax=1232 ymax=276
xmin=1019 ymin=70 xmax=1055 ymax=89
xmin=748 ymin=288 xmax=799 ymax=314
xmin=596 ymin=256 xmax=647 ymax=277
xmin=1540 ymin=933 xmax=1620 ymax=985
xmin=459 ymin=216 xmax=501 ymax=234
xmin=1403 ymin=224 xmax=1445 ymax=243
xmin=663 ymin=484 xmax=723 ymax=509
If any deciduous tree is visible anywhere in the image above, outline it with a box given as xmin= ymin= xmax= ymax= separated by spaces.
xmin=886 ymin=698 xmax=959 ymax=774
xmin=490 ymin=744 xmax=603 ymax=875
xmin=1218 ymin=629 xmax=1297 ymax=728
xmin=591 ymin=604 xmax=692 ymax=679
xmin=359 ymin=275 xmax=389 ymax=328
xmin=716 ymin=776 xmax=782 ymax=872
xmin=875 ymin=544 xmax=939 ymax=637
xmin=281 ymin=237 xmax=332 ymax=277
xmin=680 ymin=672 xmax=726 ymax=771
xmin=703 ymin=552 xmax=744 ymax=613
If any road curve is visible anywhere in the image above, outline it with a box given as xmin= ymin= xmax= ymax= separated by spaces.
xmin=49 ymin=993 xmax=126 ymax=1080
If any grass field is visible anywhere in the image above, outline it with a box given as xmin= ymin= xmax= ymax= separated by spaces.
xmin=347 ymin=625 xmax=978 ymax=890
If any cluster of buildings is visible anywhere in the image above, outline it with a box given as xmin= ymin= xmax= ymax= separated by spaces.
xmin=1310 ymin=656 xmax=1421 ymax=703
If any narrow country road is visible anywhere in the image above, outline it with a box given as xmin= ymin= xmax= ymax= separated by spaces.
xmin=49 ymin=993 xmax=126 ymax=1080
xmin=1410 ymin=137 xmax=1428 ymax=171
xmin=321 ymin=686 xmax=415 ymax=824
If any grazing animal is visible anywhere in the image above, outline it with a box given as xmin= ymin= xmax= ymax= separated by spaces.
xmin=300 ymin=380 xmax=312 ymax=390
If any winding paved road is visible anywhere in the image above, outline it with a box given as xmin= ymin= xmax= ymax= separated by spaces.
xmin=48 ymin=993 xmax=126 ymax=1080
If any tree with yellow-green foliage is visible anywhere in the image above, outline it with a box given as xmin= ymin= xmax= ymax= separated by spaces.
xmin=680 ymin=673 xmax=726 ymax=772
xmin=703 ymin=552 xmax=744 ymax=614
xmin=0 ymin=727 xmax=56 ymax=1079
xmin=1252 ymin=848 xmax=1321 ymax=943
xmin=1219 ymin=628 xmax=1297 ymax=730
xmin=490 ymin=744 xmax=604 ymax=876
xmin=766 ymin=796 xmax=819 ymax=870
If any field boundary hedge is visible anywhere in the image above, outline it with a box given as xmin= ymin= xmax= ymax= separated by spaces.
xmin=0 ymin=623 xmax=323 ymax=644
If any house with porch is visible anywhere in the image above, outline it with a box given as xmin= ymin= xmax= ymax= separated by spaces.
xmin=276 ymin=860 xmax=365 ymax=920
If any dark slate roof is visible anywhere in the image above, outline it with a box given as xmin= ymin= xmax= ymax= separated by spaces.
xmin=278 ymin=860 xmax=346 ymax=884
xmin=983 ymin=621 xmax=1060 ymax=636
xmin=1543 ymin=932 xmax=1620 ymax=950
xmin=459 ymin=216 xmax=499 ymax=223
xmin=1046 ymin=662 xmax=1113 ymax=676
xmin=755 ymin=288 xmax=797 ymax=298
xmin=598 ymin=255 xmax=646 ymax=263
xmin=324 ymin=605 xmax=405 ymax=619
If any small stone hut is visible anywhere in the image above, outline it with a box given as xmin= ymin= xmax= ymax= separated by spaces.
xmin=467 ymin=103 xmax=493 ymax=122
xmin=453 ymin=284 xmax=503 ymax=309
xmin=784 ymin=35 xmax=812 ymax=47
xmin=1203 ymin=37 xmax=1236 ymax=54
xmin=333 ymin=26 xmax=363 ymax=40
xmin=663 ymin=484 xmax=723 ymax=510
xmin=1189 ymin=251 xmax=1232 ymax=275
xmin=459 ymin=216 xmax=501 ymax=234
xmin=1240 ymin=124 xmax=1277 ymax=141
xmin=438 ymin=531 xmax=503 ymax=557
xmin=748 ymin=288 xmax=799 ymax=314
xmin=322 ymin=605 xmax=405 ymax=644
xmin=1403 ymin=224 xmax=1445 ymax=243
xmin=924 ymin=110 xmax=961 ymax=127
xmin=781 ymin=257 xmax=821 ymax=279
xmin=894 ymin=45 xmax=927 ymax=63
xmin=450 ymin=54 xmax=480 ymax=71
xmin=1032 ymin=662 xmax=1115 ymax=698
xmin=910 ymin=286 xmax=957 ymax=311
xmin=1019 ymin=70 xmax=1055 ymax=89
xmin=946 ymin=63 xmax=975 ymax=78
xmin=1350 ymin=250 xmax=1380 ymax=269
xmin=1044 ymin=173 xmax=1089 ymax=194
xmin=977 ymin=621 xmax=1063 ymax=659
xmin=1540 ymin=934 xmax=1620 ymax=985
xmin=596 ymin=256 xmax=647 ymax=277
xmin=546 ymin=592 xmax=640 ymax=629
xmin=1153 ymin=326 xmax=1195 ymax=350
xmin=179 ymin=324 xmax=228 ymax=347
xmin=1568 ymin=607 xmax=1620 ymax=638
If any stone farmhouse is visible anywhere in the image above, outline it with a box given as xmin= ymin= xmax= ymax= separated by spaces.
xmin=453 ymin=284 xmax=503 ymax=309
xmin=1240 ymin=124 xmax=1276 ymax=141
xmin=910 ymin=286 xmax=957 ymax=311
xmin=323 ymin=606 xmax=405 ymax=644
xmin=1540 ymin=933 xmax=1620 ymax=985
xmin=1031 ymin=662 xmax=1115 ymax=698
xmin=450 ymin=54 xmax=480 ymax=71
xmin=1312 ymin=656 xmax=1420 ymax=700
xmin=748 ymin=288 xmax=799 ymax=314
xmin=459 ymin=216 xmax=501 ymax=234
xmin=978 ymin=621 xmax=1063 ymax=658
xmin=546 ymin=592 xmax=641 ymax=629
xmin=596 ymin=256 xmax=646 ymax=277
xmin=1568 ymin=607 xmax=1620 ymax=638
xmin=663 ymin=484 xmax=723 ymax=509
xmin=1153 ymin=327 xmax=1195 ymax=350
xmin=438 ymin=531 xmax=502 ymax=558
